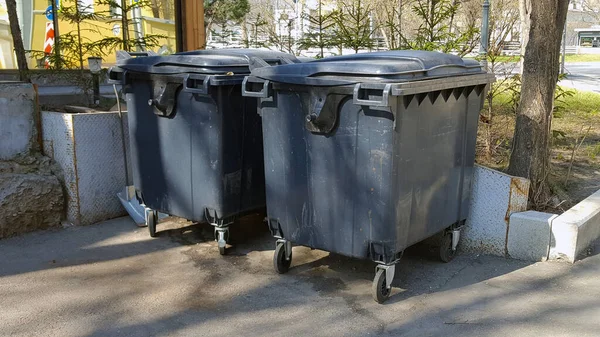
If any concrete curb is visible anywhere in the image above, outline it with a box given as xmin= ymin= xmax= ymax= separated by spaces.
xmin=549 ymin=189 xmax=600 ymax=262
xmin=508 ymin=211 xmax=558 ymax=261
xmin=504 ymin=190 xmax=600 ymax=263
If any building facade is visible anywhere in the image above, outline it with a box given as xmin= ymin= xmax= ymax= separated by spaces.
xmin=0 ymin=0 xmax=176 ymax=69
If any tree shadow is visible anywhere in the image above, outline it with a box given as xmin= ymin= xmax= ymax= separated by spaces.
xmin=2 ymin=214 xmax=598 ymax=336
xmin=75 ymin=240 xmax=600 ymax=337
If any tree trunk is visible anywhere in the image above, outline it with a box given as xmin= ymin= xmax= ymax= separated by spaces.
xmin=151 ymin=0 xmax=161 ymax=18
xmin=397 ymin=0 xmax=402 ymax=49
xmin=518 ymin=0 xmax=531 ymax=69
xmin=448 ymin=0 xmax=458 ymax=35
xmin=507 ymin=0 xmax=569 ymax=206
xmin=319 ymin=0 xmax=324 ymax=58
xmin=121 ymin=0 xmax=130 ymax=51
xmin=5 ymin=0 xmax=29 ymax=82
xmin=241 ymin=17 xmax=249 ymax=48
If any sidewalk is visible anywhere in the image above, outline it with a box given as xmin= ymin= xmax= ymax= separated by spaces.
xmin=0 ymin=216 xmax=598 ymax=337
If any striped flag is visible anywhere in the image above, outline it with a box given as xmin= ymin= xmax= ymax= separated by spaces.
xmin=44 ymin=22 xmax=55 ymax=68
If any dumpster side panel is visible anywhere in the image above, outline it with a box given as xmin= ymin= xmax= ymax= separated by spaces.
xmin=238 ymin=92 xmax=267 ymax=215
xmin=188 ymin=91 xmax=225 ymax=221
xmin=460 ymin=91 xmax=485 ymax=221
xmin=128 ymin=82 xmax=265 ymax=223
xmin=127 ymin=82 xmax=195 ymax=218
xmin=193 ymin=85 xmax=265 ymax=221
xmin=261 ymin=91 xmax=310 ymax=242
xmin=399 ymin=90 xmax=472 ymax=248
xmin=262 ymin=91 xmax=395 ymax=260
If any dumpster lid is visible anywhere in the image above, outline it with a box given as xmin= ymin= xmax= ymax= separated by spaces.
xmin=250 ymin=50 xmax=485 ymax=86
xmin=115 ymin=49 xmax=299 ymax=75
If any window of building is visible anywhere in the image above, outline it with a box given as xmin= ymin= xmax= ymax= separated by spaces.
xmin=581 ymin=36 xmax=593 ymax=46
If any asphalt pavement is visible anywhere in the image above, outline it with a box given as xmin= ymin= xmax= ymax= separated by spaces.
xmin=492 ymin=62 xmax=600 ymax=93
xmin=561 ymin=62 xmax=600 ymax=93
xmin=0 ymin=216 xmax=599 ymax=337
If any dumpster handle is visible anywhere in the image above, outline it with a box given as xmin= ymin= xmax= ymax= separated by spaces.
xmin=126 ymin=51 xmax=156 ymax=57
xmin=183 ymin=74 xmax=211 ymax=95
xmin=116 ymin=50 xmax=157 ymax=60
xmin=107 ymin=67 xmax=126 ymax=84
xmin=353 ymin=83 xmax=392 ymax=108
xmin=248 ymin=56 xmax=295 ymax=71
xmin=241 ymin=77 xmax=271 ymax=98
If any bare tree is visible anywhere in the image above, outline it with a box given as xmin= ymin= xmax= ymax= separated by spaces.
xmin=579 ymin=0 xmax=600 ymax=21
xmin=507 ymin=0 xmax=570 ymax=206
xmin=374 ymin=0 xmax=414 ymax=50
xmin=480 ymin=0 xmax=520 ymax=161
xmin=6 ymin=0 xmax=29 ymax=82
xmin=487 ymin=0 xmax=520 ymax=55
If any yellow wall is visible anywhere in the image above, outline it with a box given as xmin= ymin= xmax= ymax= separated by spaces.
xmin=143 ymin=20 xmax=176 ymax=54
xmin=29 ymin=0 xmax=175 ymax=68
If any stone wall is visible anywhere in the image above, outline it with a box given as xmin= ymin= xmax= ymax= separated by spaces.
xmin=0 ymin=83 xmax=64 ymax=238
xmin=0 ymin=155 xmax=64 ymax=237
xmin=0 ymin=82 xmax=38 ymax=160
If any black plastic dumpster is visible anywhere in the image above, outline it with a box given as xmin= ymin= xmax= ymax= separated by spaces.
xmin=242 ymin=50 xmax=495 ymax=302
xmin=109 ymin=49 xmax=299 ymax=254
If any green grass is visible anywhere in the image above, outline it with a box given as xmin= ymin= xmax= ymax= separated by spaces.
xmin=555 ymin=90 xmax=600 ymax=115
xmin=489 ymin=55 xmax=520 ymax=63
xmin=478 ymin=88 xmax=600 ymax=207
xmin=490 ymin=82 xmax=600 ymax=117
xmin=563 ymin=54 xmax=600 ymax=62
xmin=467 ymin=54 xmax=600 ymax=63
xmin=491 ymin=89 xmax=514 ymax=107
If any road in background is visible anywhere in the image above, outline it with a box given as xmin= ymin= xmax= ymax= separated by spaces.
xmin=493 ymin=62 xmax=600 ymax=93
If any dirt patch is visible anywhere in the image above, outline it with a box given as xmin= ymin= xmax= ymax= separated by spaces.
xmin=476 ymin=90 xmax=600 ymax=212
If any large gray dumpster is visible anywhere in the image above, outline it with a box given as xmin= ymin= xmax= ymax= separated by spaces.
xmin=109 ymin=49 xmax=298 ymax=254
xmin=243 ymin=50 xmax=495 ymax=302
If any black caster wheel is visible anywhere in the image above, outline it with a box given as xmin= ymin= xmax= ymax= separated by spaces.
xmin=146 ymin=209 xmax=158 ymax=238
xmin=372 ymin=268 xmax=391 ymax=304
xmin=273 ymin=242 xmax=292 ymax=274
xmin=439 ymin=232 xmax=457 ymax=263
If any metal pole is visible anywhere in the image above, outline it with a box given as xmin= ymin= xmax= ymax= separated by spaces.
xmin=92 ymin=73 xmax=99 ymax=106
xmin=561 ymin=24 xmax=567 ymax=74
xmin=174 ymin=0 xmax=183 ymax=52
xmin=51 ymin=0 xmax=61 ymax=68
xmin=479 ymin=0 xmax=490 ymax=71
xmin=132 ymin=2 xmax=144 ymax=51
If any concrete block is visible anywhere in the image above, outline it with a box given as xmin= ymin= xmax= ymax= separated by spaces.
xmin=462 ymin=165 xmax=530 ymax=256
xmin=549 ymin=189 xmax=600 ymax=262
xmin=42 ymin=111 xmax=130 ymax=226
xmin=0 ymin=171 xmax=64 ymax=238
xmin=0 ymin=83 xmax=37 ymax=160
xmin=507 ymin=211 xmax=557 ymax=262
